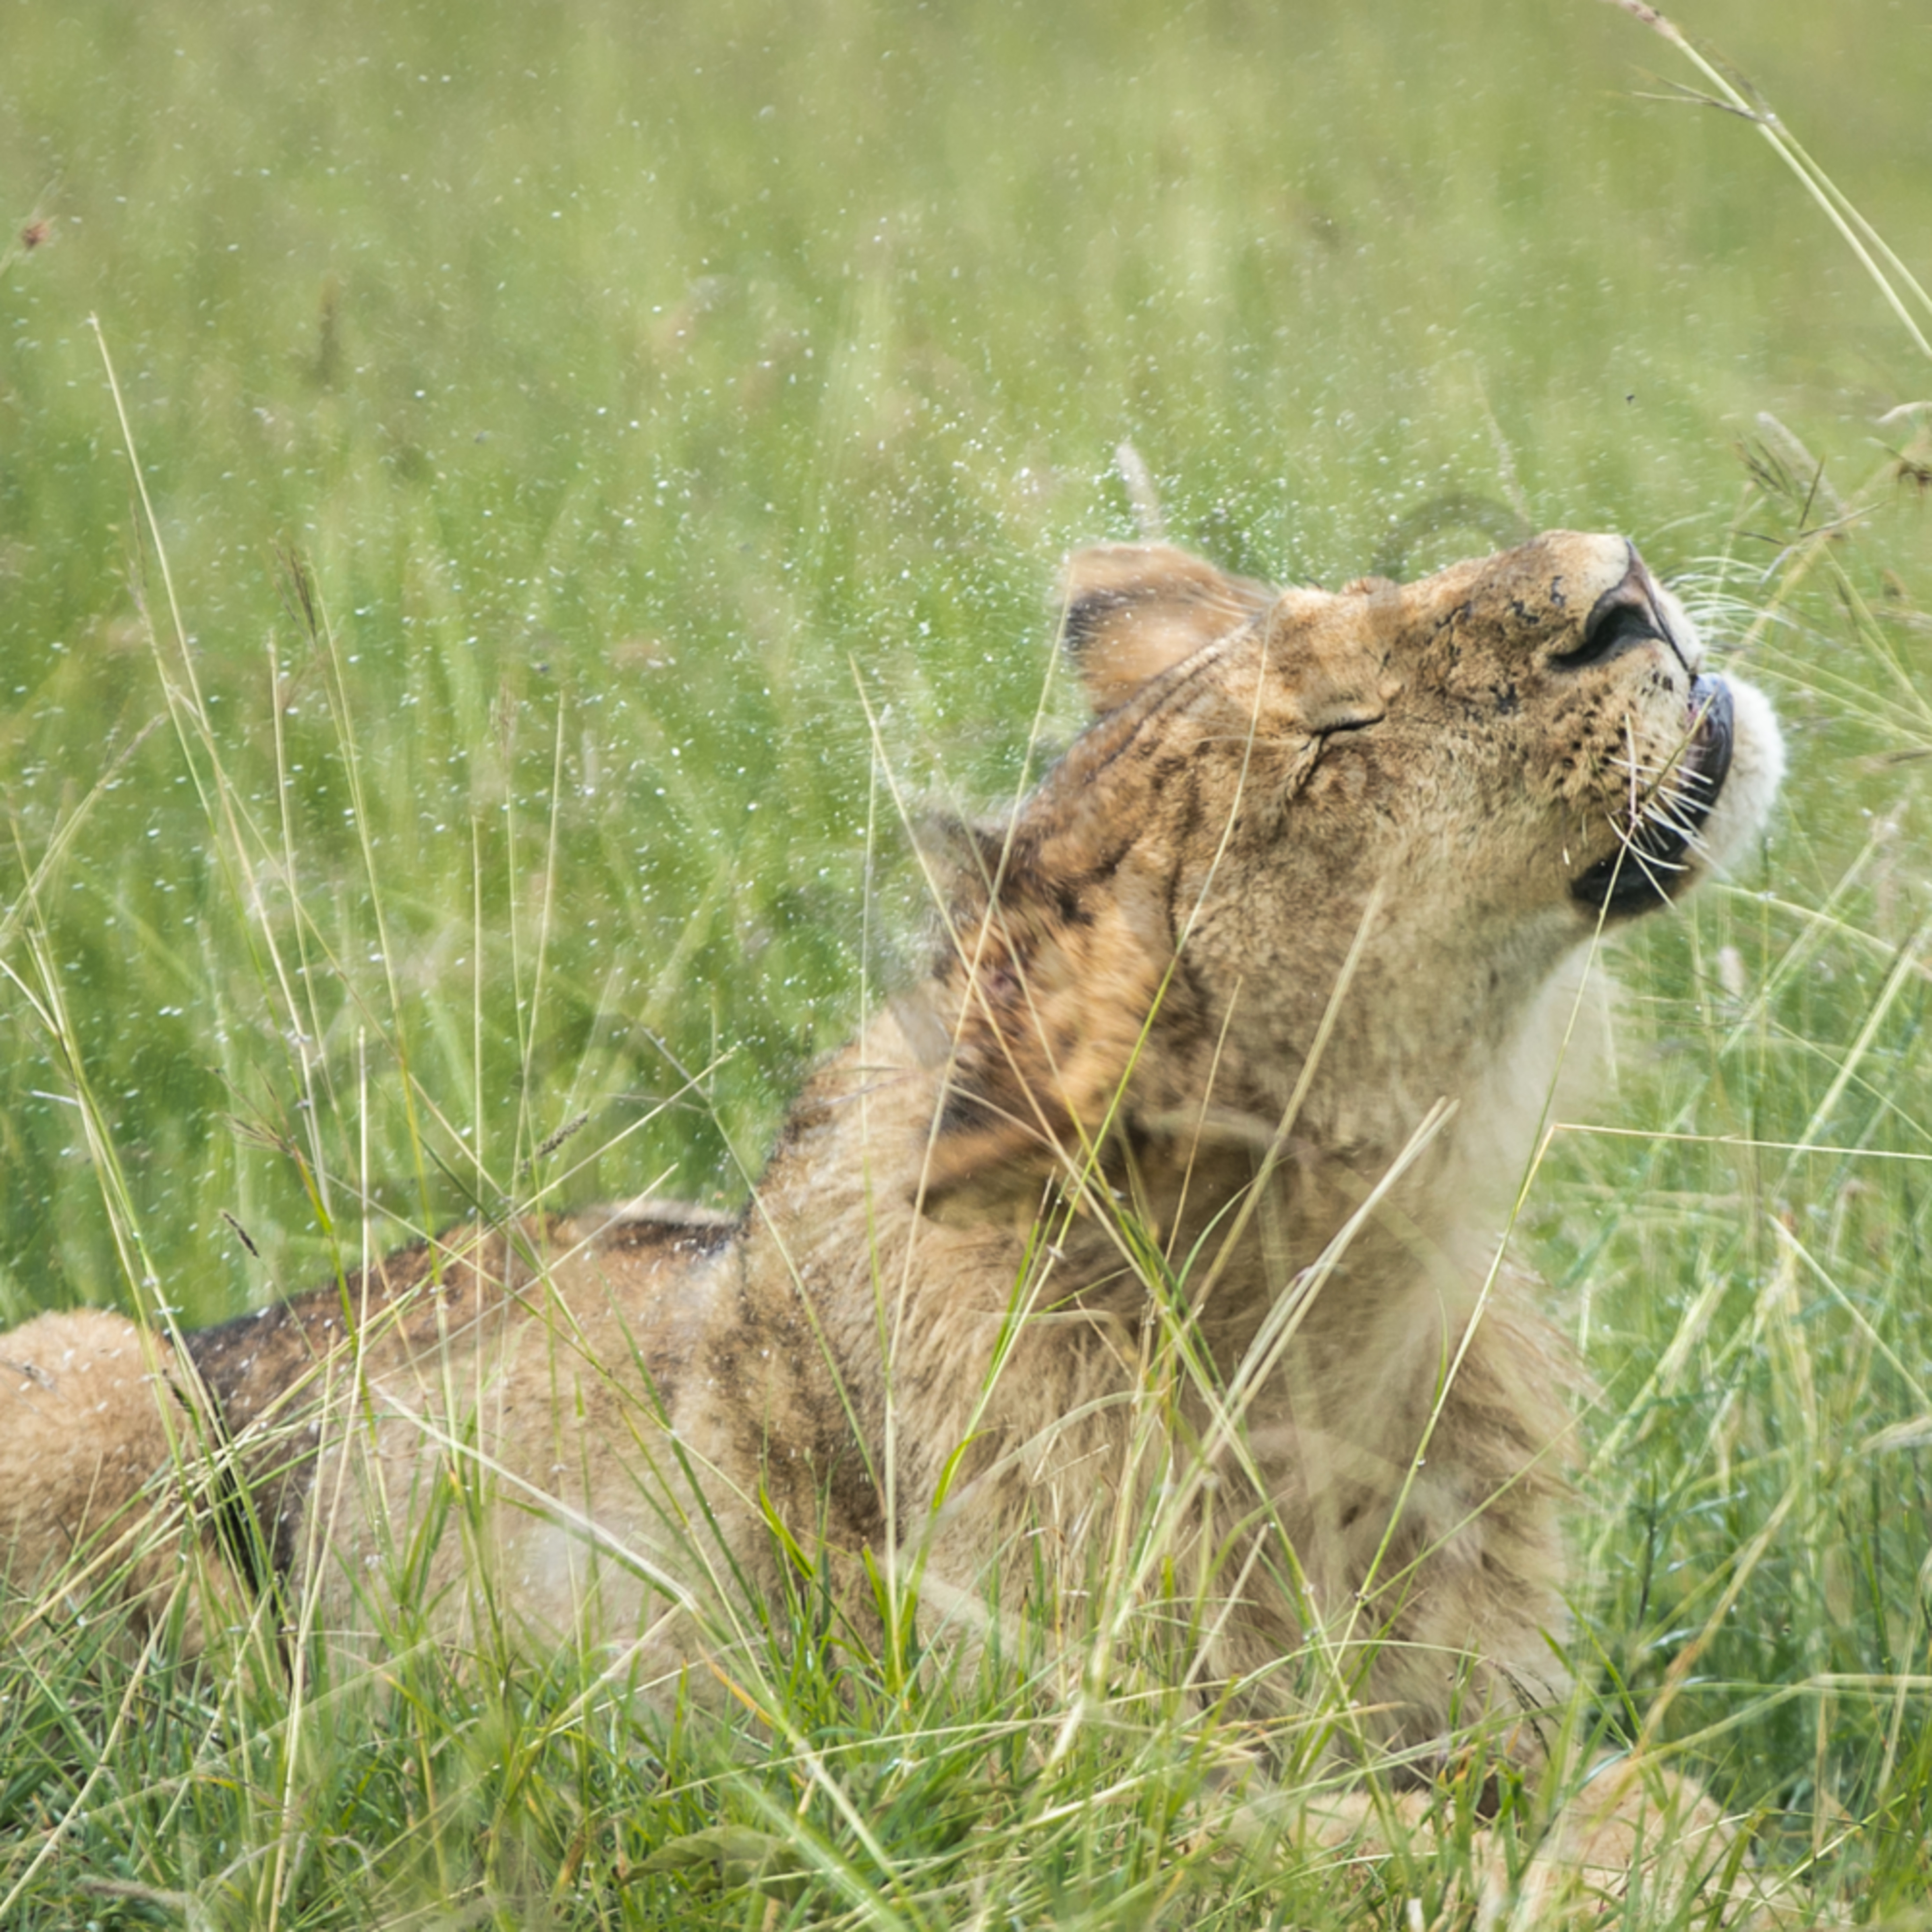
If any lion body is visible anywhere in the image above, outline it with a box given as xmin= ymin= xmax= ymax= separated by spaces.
xmin=1 ymin=533 xmax=1783 ymax=1753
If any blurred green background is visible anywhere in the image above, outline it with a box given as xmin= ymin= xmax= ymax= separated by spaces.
xmin=0 ymin=0 xmax=1926 ymax=1318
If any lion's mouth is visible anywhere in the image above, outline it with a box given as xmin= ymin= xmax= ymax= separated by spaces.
xmin=1570 ymin=675 xmax=1735 ymax=917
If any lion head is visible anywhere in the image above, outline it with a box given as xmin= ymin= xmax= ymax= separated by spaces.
xmin=919 ymin=533 xmax=1783 ymax=1200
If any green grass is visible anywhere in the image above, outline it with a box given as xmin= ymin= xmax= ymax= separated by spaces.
xmin=5 ymin=0 xmax=1932 ymax=1923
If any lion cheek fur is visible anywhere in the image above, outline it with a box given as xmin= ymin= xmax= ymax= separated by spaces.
xmin=0 ymin=530 xmax=1781 ymax=1762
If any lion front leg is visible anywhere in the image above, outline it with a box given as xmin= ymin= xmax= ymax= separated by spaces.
xmin=0 ymin=1307 xmax=245 ymax=1650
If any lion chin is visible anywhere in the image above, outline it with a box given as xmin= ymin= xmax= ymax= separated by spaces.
xmin=2 ymin=534 xmax=1780 ymax=1796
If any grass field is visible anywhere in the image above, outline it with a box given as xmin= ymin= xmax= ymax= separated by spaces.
xmin=4 ymin=0 xmax=1932 ymax=1923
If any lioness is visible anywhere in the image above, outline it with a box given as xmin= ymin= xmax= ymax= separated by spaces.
xmin=1 ymin=533 xmax=1781 ymax=1770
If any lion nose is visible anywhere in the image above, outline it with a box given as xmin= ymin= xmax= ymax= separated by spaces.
xmin=1556 ymin=550 xmax=1686 ymax=674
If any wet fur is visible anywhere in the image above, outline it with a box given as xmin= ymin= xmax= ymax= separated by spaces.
xmin=0 ymin=533 xmax=1782 ymax=1759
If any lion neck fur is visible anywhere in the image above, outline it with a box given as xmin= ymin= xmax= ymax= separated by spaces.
xmin=728 ymin=863 xmax=1600 ymax=1629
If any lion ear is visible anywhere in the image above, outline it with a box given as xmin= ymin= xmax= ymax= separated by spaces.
xmin=1057 ymin=544 xmax=1275 ymax=716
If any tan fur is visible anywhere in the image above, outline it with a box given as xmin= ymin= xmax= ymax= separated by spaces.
xmin=1 ymin=1309 xmax=244 ymax=1647
xmin=1299 ymin=1760 xmax=1760 ymax=1926
xmin=0 ymin=534 xmax=1782 ymax=1770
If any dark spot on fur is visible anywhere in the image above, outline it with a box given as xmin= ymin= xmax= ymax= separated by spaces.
xmin=812 ymin=1419 xmax=886 ymax=1548
xmin=936 ymin=1085 xmax=992 ymax=1138
xmin=1059 ymin=585 xmax=1139 ymax=659
xmin=1083 ymin=841 xmax=1127 ymax=887
xmin=1161 ymin=767 xmax=1206 ymax=942
xmin=604 ymin=1205 xmax=740 ymax=1257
